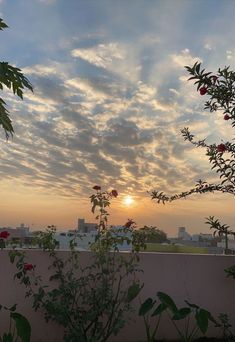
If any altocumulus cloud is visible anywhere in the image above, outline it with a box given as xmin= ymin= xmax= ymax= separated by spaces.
xmin=0 ymin=26 xmax=225 ymax=200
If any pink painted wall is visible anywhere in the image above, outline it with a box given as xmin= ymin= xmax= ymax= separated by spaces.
xmin=0 ymin=250 xmax=234 ymax=341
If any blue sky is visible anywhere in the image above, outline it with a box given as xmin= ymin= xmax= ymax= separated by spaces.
xmin=0 ymin=0 xmax=234 ymax=234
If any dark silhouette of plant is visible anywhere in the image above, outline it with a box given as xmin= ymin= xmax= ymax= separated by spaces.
xmin=0 ymin=304 xmax=31 ymax=342
xmin=9 ymin=187 xmax=143 ymax=342
xmin=151 ymin=62 xmax=235 ymax=248
xmin=139 ymin=291 xmax=218 ymax=342
xmin=0 ymin=18 xmax=33 ymax=138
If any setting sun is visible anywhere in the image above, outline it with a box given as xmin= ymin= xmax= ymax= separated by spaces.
xmin=123 ymin=195 xmax=134 ymax=206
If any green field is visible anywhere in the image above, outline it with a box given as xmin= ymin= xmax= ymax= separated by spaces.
xmin=145 ymin=243 xmax=208 ymax=254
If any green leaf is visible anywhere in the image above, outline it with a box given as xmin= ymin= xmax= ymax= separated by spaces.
xmin=0 ymin=18 xmax=8 ymax=31
xmin=139 ymin=298 xmax=155 ymax=316
xmin=151 ymin=302 xmax=167 ymax=316
xmin=172 ymin=307 xmax=191 ymax=320
xmin=2 ymin=333 xmax=14 ymax=342
xmin=10 ymin=312 xmax=31 ymax=342
xmin=126 ymin=282 xmax=142 ymax=303
xmin=157 ymin=292 xmax=177 ymax=313
xmin=195 ymin=309 xmax=210 ymax=334
xmin=185 ymin=300 xmax=199 ymax=309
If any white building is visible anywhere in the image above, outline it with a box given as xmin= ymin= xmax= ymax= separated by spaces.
xmin=178 ymin=227 xmax=191 ymax=241
xmin=55 ymin=226 xmax=132 ymax=251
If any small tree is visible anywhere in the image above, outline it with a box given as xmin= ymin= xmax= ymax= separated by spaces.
xmin=0 ymin=18 xmax=33 ymax=138
xmin=151 ymin=62 xmax=235 ymax=249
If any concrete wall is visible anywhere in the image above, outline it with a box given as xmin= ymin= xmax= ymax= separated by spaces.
xmin=0 ymin=250 xmax=234 ymax=341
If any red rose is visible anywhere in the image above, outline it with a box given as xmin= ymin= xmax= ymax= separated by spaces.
xmin=24 ymin=263 xmax=34 ymax=271
xmin=124 ymin=219 xmax=135 ymax=228
xmin=0 ymin=231 xmax=10 ymax=239
xmin=224 ymin=114 xmax=230 ymax=120
xmin=111 ymin=189 xmax=118 ymax=197
xmin=217 ymin=143 xmax=227 ymax=153
xmin=199 ymin=87 xmax=207 ymax=95
xmin=93 ymin=185 xmax=101 ymax=191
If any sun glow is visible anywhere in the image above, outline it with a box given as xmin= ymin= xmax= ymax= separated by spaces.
xmin=123 ymin=195 xmax=134 ymax=206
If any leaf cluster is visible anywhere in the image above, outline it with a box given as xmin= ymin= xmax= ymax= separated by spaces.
xmin=9 ymin=228 xmax=142 ymax=342
xmin=0 ymin=18 xmax=33 ymax=138
xmin=139 ymin=291 xmax=226 ymax=342
xmin=151 ymin=62 xmax=235 ymax=210
xmin=0 ymin=304 xmax=31 ymax=342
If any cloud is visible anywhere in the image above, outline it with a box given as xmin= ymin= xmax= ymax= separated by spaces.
xmin=71 ymin=43 xmax=125 ymax=69
xmin=171 ymin=49 xmax=202 ymax=68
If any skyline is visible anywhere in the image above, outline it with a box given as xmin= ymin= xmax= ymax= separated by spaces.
xmin=0 ymin=0 xmax=234 ymax=236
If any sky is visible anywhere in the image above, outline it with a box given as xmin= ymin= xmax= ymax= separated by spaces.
xmin=0 ymin=0 xmax=234 ymax=236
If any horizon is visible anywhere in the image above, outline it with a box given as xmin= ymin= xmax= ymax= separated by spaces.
xmin=0 ymin=0 xmax=234 ymax=237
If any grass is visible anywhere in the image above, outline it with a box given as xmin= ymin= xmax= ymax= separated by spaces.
xmin=145 ymin=243 xmax=208 ymax=254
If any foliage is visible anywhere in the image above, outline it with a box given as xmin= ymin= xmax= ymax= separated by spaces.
xmin=132 ymin=226 xmax=168 ymax=251
xmin=32 ymin=225 xmax=59 ymax=251
xmin=151 ymin=62 xmax=235 ymax=204
xmin=205 ymin=216 xmax=235 ymax=250
xmin=139 ymin=291 xmax=222 ymax=342
xmin=216 ymin=313 xmax=235 ymax=341
xmin=0 ymin=18 xmax=33 ymax=138
xmin=0 ymin=304 xmax=31 ymax=342
xmin=224 ymin=265 xmax=235 ymax=279
xmin=9 ymin=187 xmax=143 ymax=342
xmin=151 ymin=62 xmax=235 ymax=256
xmin=145 ymin=243 xmax=208 ymax=254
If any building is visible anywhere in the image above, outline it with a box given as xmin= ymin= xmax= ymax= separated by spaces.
xmin=0 ymin=223 xmax=29 ymax=239
xmin=77 ymin=218 xmax=97 ymax=233
xmin=178 ymin=227 xmax=191 ymax=241
xmin=55 ymin=225 xmax=132 ymax=251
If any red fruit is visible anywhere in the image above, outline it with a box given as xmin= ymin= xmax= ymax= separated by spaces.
xmin=199 ymin=87 xmax=207 ymax=95
xmin=23 ymin=263 xmax=34 ymax=271
xmin=0 ymin=231 xmax=10 ymax=239
xmin=217 ymin=144 xmax=226 ymax=153
xmin=224 ymin=114 xmax=230 ymax=120
xmin=93 ymin=185 xmax=101 ymax=191
xmin=111 ymin=189 xmax=118 ymax=197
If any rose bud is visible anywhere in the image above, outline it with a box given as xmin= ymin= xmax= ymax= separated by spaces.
xmin=0 ymin=231 xmax=10 ymax=239
xmin=224 ymin=114 xmax=231 ymax=120
xmin=111 ymin=189 xmax=118 ymax=197
xmin=93 ymin=185 xmax=101 ymax=191
xmin=124 ymin=219 xmax=135 ymax=228
xmin=217 ymin=143 xmax=227 ymax=153
xmin=23 ymin=263 xmax=34 ymax=271
xmin=199 ymin=86 xmax=207 ymax=95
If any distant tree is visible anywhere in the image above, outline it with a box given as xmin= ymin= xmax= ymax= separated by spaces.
xmin=132 ymin=226 xmax=168 ymax=250
xmin=0 ymin=18 xmax=33 ymax=138
xmin=151 ymin=62 xmax=235 ymax=252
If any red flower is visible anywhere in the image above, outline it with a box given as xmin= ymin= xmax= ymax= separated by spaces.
xmin=217 ymin=143 xmax=227 ymax=153
xmin=24 ymin=263 xmax=34 ymax=271
xmin=124 ymin=219 xmax=135 ymax=228
xmin=111 ymin=189 xmax=118 ymax=197
xmin=0 ymin=231 xmax=10 ymax=239
xmin=93 ymin=185 xmax=101 ymax=191
xmin=224 ymin=114 xmax=230 ymax=120
xmin=199 ymin=87 xmax=207 ymax=95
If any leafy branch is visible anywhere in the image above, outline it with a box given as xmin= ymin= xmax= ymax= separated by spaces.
xmin=0 ymin=18 xmax=33 ymax=138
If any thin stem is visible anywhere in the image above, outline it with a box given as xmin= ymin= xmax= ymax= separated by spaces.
xmin=166 ymin=311 xmax=185 ymax=341
xmin=151 ymin=315 xmax=161 ymax=341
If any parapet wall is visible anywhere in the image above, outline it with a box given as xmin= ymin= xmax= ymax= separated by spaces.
xmin=0 ymin=250 xmax=234 ymax=341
